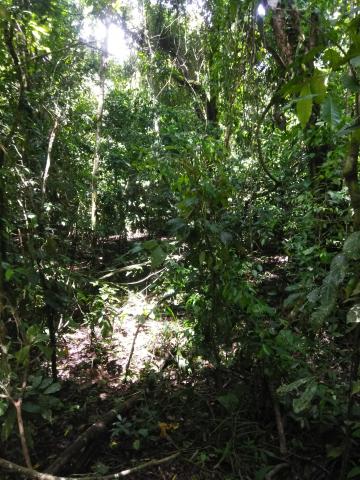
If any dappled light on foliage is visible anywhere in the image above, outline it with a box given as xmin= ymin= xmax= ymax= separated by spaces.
xmin=1 ymin=0 xmax=360 ymax=479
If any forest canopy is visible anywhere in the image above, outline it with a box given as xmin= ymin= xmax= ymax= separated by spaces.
xmin=0 ymin=0 xmax=360 ymax=479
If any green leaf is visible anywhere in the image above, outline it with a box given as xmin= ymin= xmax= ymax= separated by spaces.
xmin=217 ymin=392 xmax=239 ymax=412
xmin=352 ymin=381 xmax=360 ymax=395
xmin=5 ymin=267 xmax=14 ymax=281
xmin=296 ymin=84 xmax=312 ymax=128
xmin=133 ymin=439 xmax=141 ymax=450
xmin=143 ymin=239 xmax=158 ymax=251
xmin=323 ymin=48 xmax=343 ymax=68
xmin=350 ymin=56 xmax=360 ymax=68
xmin=151 ymin=246 xmax=166 ymax=268
xmin=310 ymin=72 xmax=327 ymax=104
xmin=277 ymin=377 xmax=311 ymax=396
xmin=283 ymin=292 xmax=302 ymax=308
xmin=343 ymin=232 xmax=360 ymax=260
xmin=0 ymin=400 xmax=8 ymax=417
xmin=351 ymin=281 xmax=360 ymax=297
xmin=307 ymin=288 xmax=320 ymax=304
xmin=328 ymin=254 xmax=348 ymax=286
xmin=348 ymin=466 xmax=360 ymax=479
xmin=1 ymin=407 xmax=16 ymax=441
xmin=280 ymin=79 xmax=302 ymax=97
xmin=22 ymin=402 xmax=41 ymax=413
xmin=39 ymin=378 xmax=53 ymax=390
xmin=30 ymin=376 xmax=43 ymax=389
xmin=327 ymin=445 xmax=344 ymax=459
xmin=293 ymin=382 xmax=317 ymax=413
xmin=220 ymin=231 xmax=232 ymax=245
xmin=43 ymin=382 xmax=61 ymax=395
xmin=342 ymin=74 xmax=360 ymax=92
xmin=168 ymin=217 xmax=186 ymax=233
xmin=15 ymin=345 xmax=30 ymax=366
xmin=255 ymin=466 xmax=273 ymax=480
xmin=0 ymin=7 xmax=8 ymax=18
xmin=322 ymin=96 xmax=340 ymax=127
xmin=303 ymin=246 xmax=316 ymax=255
xmin=338 ymin=123 xmax=360 ymax=137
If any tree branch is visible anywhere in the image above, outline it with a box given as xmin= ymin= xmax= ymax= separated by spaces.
xmin=254 ymin=91 xmax=282 ymax=186
xmin=0 ymin=453 xmax=180 ymax=480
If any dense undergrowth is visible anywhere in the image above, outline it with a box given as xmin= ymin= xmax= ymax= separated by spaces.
xmin=1 ymin=0 xmax=360 ymax=479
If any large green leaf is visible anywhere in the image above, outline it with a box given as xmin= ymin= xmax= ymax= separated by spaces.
xmin=338 ymin=123 xmax=360 ymax=136
xmin=43 ymin=382 xmax=62 ymax=395
xmin=22 ymin=402 xmax=41 ymax=413
xmin=343 ymin=232 xmax=360 ymax=260
xmin=217 ymin=392 xmax=239 ymax=412
xmin=322 ymin=96 xmax=340 ymax=127
xmin=277 ymin=377 xmax=311 ymax=396
xmin=311 ymin=254 xmax=348 ymax=325
xmin=151 ymin=246 xmax=166 ymax=268
xmin=296 ymin=84 xmax=312 ymax=128
xmin=328 ymin=254 xmax=348 ymax=285
xmin=323 ymin=48 xmax=343 ymax=68
xmin=15 ymin=345 xmax=30 ymax=366
xmin=143 ymin=239 xmax=158 ymax=251
xmin=342 ymin=74 xmax=360 ymax=92
xmin=348 ymin=466 xmax=360 ymax=479
xmin=350 ymin=56 xmax=360 ymax=68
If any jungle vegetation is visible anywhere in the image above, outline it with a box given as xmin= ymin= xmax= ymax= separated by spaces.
xmin=0 ymin=0 xmax=360 ymax=479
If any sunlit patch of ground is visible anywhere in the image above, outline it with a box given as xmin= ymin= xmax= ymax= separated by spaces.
xmin=58 ymin=291 xmax=176 ymax=387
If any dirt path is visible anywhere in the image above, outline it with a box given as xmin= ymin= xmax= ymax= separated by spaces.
xmin=58 ymin=291 xmax=175 ymax=387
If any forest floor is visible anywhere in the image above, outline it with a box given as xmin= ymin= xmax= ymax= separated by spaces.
xmin=2 ymin=246 xmax=331 ymax=480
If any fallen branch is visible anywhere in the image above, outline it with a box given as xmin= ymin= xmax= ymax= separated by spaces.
xmin=47 ymin=395 xmax=139 ymax=475
xmin=119 ymin=268 xmax=166 ymax=286
xmin=100 ymin=262 xmax=149 ymax=280
xmin=0 ymin=452 xmax=180 ymax=480
xmin=265 ymin=462 xmax=289 ymax=480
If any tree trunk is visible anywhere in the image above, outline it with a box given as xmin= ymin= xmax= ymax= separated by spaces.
xmin=91 ymin=31 xmax=108 ymax=233
xmin=343 ymin=133 xmax=360 ymax=232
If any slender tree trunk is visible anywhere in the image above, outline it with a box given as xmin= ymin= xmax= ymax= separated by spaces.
xmin=13 ymin=398 xmax=32 ymax=469
xmin=343 ymin=87 xmax=360 ymax=233
xmin=343 ymin=137 xmax=360 ymax=231
xmin=42 ymin=117 xmax=59 ymax=196
xmin=91 ymin=31 xmax=108 ymax=233
xmin=340 ymin=92 xmax=360 ymax=480
xmin=0 ymin=147 xmax=6 ymax=320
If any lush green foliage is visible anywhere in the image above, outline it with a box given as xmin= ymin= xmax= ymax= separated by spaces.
xmin=0 ymin=0 xmax=360 ymax=478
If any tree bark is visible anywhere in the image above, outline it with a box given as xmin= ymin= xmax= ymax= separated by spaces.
xmin=343 ymin=133 xmax=360 ymax=232
xmin=0 ymin=452 xmax=179 ymax=480
xmin=91 ymin=31 xmax=108 ymax=233
xmin=42 ymin=117 xmax=59 ymax=196
xmin=47 ymin=395 xmax=139 ymax=475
